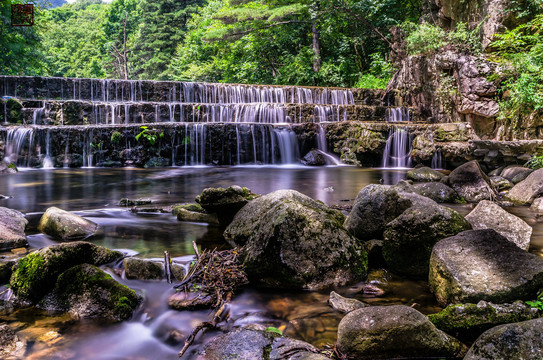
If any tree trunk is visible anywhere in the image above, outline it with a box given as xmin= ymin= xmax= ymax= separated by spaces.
xmin=312 ymin=21 xmax=321 ymax=73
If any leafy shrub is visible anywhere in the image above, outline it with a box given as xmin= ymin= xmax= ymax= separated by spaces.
xmin=404 ymin=22 xmax=482 ymax=55
xmin=525 ymin=155 xmax=543 ymax=169
xmin=110 ymin=131 xmax=122 ymax=144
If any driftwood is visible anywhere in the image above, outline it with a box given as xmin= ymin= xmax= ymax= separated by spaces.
xmin=177 ymin=242 xmax=248 ymax=358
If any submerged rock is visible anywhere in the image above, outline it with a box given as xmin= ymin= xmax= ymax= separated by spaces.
xmin=406 ymin=166 xmax=445 ymax=182
xmin=383 ymin=195 xmax=471 ymax=278
xmin=429 ymin=230 xmax=543 ymax=306
xmin=43 ymin=263 xmax=142 ymax=322
xmin=328 ymin=291 xmax=368 ymax=313
xmin=171 ymin=203 xmax=204 ymax=215
xmin=0 ymin=207 xmax=28 ymax=251
xmin=196 ymin=185 xmax=258 ymax=226
xmin=336 ymin=305 xmax=465 ymax=360
xmin=428 ymin=300 xmax=538 ymax=342
xmin=123 ymin=258 xmax=163 ymax=280
xmin=465 ymin=200 xmax=532 ymax=250
xmin=464 ymin=318 xmax=543 ymax=360
xmin=0 ymin=324 xmax=26 ymax=359
xmin=176 ymin=208 xmax=220 ymax=225
xmin=38 ymin=207 xmax=99 ymax=241
xmin=10 ymin=241 xmax=123 ymax=302
xmin=445 ymin=161 xmax=496 ymax=203
xmin=301 ymin=149 xmax=327 ymax=166
xmin=119 ymin=198 xmax=152 ymax=206
xmin=224 ymin=190 xmax=366 ymax=290
xmin=506 ymin=168 xmax=543 ymax=205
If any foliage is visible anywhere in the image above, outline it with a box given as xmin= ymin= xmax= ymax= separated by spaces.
xmin=354 ymin=53 xmax=394 ymax=89
xmin=525 ymin=155 xmax=543 ymax=169
xmin=265 ymin=326 xmax=283 ymax=336
xmin=135 ymin=126 xmax=164 ymax=145
xmin=110 ymin=131 xmax=122 ymax=144
xmin=526 ymin=291 xmax=543 ymax=310
xmin=404 ymin=21 xmax=482 ymax=55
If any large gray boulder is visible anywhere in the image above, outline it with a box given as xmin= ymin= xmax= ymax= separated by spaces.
xmin=10 ymin=241 xmax=123 ymax=302
xmin=446 ymin=161 xmax=496 ymax=203
xmin=465 ymin=200 xmax=532 ymax=250
xmin=500 ymin=165 xmax=533 ymax=183
xmin=395 ymin=180 xmax=460 ymax=203
xmin=506 ymin=168 xmax=543 ymax=205
xmin=464 ymin=318 xmax=543 ymax=360
xmin=429 ymin=230 xmax=543 ymax=306
xmin=344 ymin=185 xmax=413 ymax=241
xmin=336 ymin=305 xmax=465 ymax=360
xmin=224 ymin=190 xmax=366 ymax=290
xmin=196 ymin=185 xmax=258 ymax=226
xmin=0 ymin=207 xmax=28 ymax=250
xmin=383 ymin=195 xmax=471 ymax=278
xmin=42 ymin=263 xmax=142 ymax=322
xmin=38 ymin=207 xmax=99 ymax=241
xmin=406 ymin=166 xmax=445 ymax=182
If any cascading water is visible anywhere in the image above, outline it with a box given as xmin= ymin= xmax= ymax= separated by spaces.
xmin=3 ymin=128 xmax=35 ymax=167
xmin=382 ymin=107 xmax=413 ymax=168
xmin=273 ymin=128 xmax=300 ymax=164
xmin=42 ymin=130 xmax=54 ymax=169
xmin=431 ymin=150 xmax=444 ymax=169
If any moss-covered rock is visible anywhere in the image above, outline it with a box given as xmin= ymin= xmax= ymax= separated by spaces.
xmin=176 ymin=209 xmax=220 ymax=225
xmin=171 ymin=203 xmax=203 ymax=215
xmin=489 ymin=176 xmax=512 ymax=191
xmin=196 ymin=185 xmax=259 ymax=226
xmin=337 ymin=305 xmax=466 ymax=360
xmin=0 ymin=207 xmax=28 ymax=251
xmin=38 ymin=207 xmax=99 ymax=241
xmin=406 ymin=167 xmax=445 ymax=182
xmin=123 ymin=258 xmax=163 ymax=280
xmin=329 ymin=291 xmax=368 ymax=313
xmin=224 ymin=190 xmax=367 ymax=290
xmin=10 ymin=241 xmax=123 ymax=302
xmin=119 ymin=198 xmax=152 ymax=206
xmin=47 ymin=263 xmax=141 ymax=322
xmin=428 ymin=301 xmax=538 ymax=342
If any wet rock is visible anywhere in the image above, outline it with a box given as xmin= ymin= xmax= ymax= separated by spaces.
xmin=123 ymin=258 xmax=162 ymax=280
xmin=506 ymin=168 xmax=543 ymax=205
xmin=196 ymin=185 xmax=259 ymax=226
xmin=224 ymin=190 xmax=366 ymax=290
xmin=395 ymin=180 xmax=460 ymax=203
xmin=301 ymin=149 xmax=327 ymax=166
xmin=445 ymin=161 xmax=496 ymax=203
xmin=328 ymin=291 xmax=368 ymax=313
xmin=464 ymin=318 xmax=543 ymax=360
xmin=0 ymin=207 xmax=28 ymax=251
xmin=383 ymin=196 xmax=471 ymax=278
xmin=38 ymin=207 xmax=99 ymax=241
xmin=336 ymin=305 xmax=465 ymax=360
xmin=344 ymin=185 xmax=413 ymax=241
xmin=0 ymin=161 xmax=17 ymax=174
xmin=171 ymin=203 xmax=203 ymax=215
xmin=465 ymin=200 xmax=532 ymax=250
xmin=144 ymin=157 xmax=170 ymax=168
xmin=364 ymin=239 xmax=385 ymax=269
xmin=269 ymin=337 xmax=331 ymax=360
xmin=0 ymin=259 xmax=16 ymax=284
xmin=168 ymin=290 xmax=215 ymax=310
xmin=489 ymin=176 xmax=512 ymax=191
xmin=500 ymin=166 xmax=533 ymax=183
xmin=406 ymin=167 xmax=445 ymax=182
xmin=429 ymin=229 xmax=543 ymax=306
xmin=119 ymin=198 xmax=152 ymax=206
xmin=43 ymin=263 xmax=142 ymax=322
xmin=428 ymin=300 xmax=538 ymax=342
xmin=531 ymin=197 xmax=543 ymax=212
xmin=10 ymin=241 xmax=123 ymax=302
xmin=176 ymin=209 xmax=220 ymax=225
xmin=0 ymin=324 xmax=26 ymax=359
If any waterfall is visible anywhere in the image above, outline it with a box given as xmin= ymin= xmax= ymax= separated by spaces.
xmin=381 ymin=127 xmax=413 ymax=169
xmin=32 ymin=102 xmax=45 ymax=125
xmin=431 ymin=150 xmax=444 ymax=169
xmin=3 ymin=128 xmax=35 ymax=167
xmin=273 ymin=128 xmax=300 ymax=164
xmin=385 ymin=107 xmax=410 ymax=122
xmin=42 ymin=130 xmax=54 ymax=169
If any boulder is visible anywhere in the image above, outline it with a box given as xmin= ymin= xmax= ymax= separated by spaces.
xmin=383 ymin=196 xmax=471 ymax=278
xmin=506 ymin=168 xmax=543 ymax=204
xmin=301 ymin=149 xmax=327 ymax=166
xmin=38 ymin=207 xmax=99 ymax=241
xmin=176 ymin=208 xmax=219 ymax=225
xmin=344 ymin=185 xmax=413 ymax=241
xmin=328 ymin=291 xmax=368 ymax=313
xmin=10 ymin=241 xmax=123 ymax=302
xmin=0 ymin=324 xmax=26 ymax=359
xmin=429 ymin=300 xmax=538 ymax=342
xmin=465 ymin=200 xmax=532 ymax=250
xmin=0 ymin=260 xmax=15 ymax=284
xmin=196 ymin=186 xmax=259 ymax=226
xmin=395 ymin=180 xmax=460 ymax=203
xmin=429 ymin=230 xmax=543 ymax=306
xmin=199 ymin=328 xmax=329 ymax=360
xmin=168 ymin=290 xmax=215 ymax=310
xmin=224 ymin=190 xmax=366 ymax=290
xmin=489 ymin=176 xmax=512 ymax=191
xmin=123 ymin=258 xmax=162 ymax=280
xmin=531 ymin=197 xmax=543 ymax=212
xmin=336 ymin=305 xmax=465 ymax=360
xmin=500 ymin=166 xmax=533 ymax=183
xmin=42 ymin=264 xmax=142 ymax=322
xmin=406 ymin=166 xmax=445 ymax=182
xmin=171 ymin=203 xmax=203 ymax=215
xmin=446 ymin=161 xmax=496 ymax=203
xmin=464 ymin=318 xmax=543 ymax=360
xmin=0 ymin=207 xmax=28 ymax=251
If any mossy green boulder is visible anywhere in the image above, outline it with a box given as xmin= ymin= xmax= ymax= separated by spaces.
xmin=196 ymin=185 xmax=258 ymax=226
xmin=123 ymin=257 xmax=163 ymax=280
xmin=38 ymin=207 xmax=99 ymax=241
xmin=48 ymin=263 xmax=141 ymax=322
xmin=171 ymin=203 xmax=204 ymax=215
xmin=406 ymin=166 xmax=445 ymax=182
xmin=10 ymin=241 xmax=123 ymax=302
xmin=224 ymin=190 xmax=367 ymax=290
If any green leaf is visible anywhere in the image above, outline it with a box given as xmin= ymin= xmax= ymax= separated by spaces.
xmin=265 ymin=327 xmax=282 ymax=336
